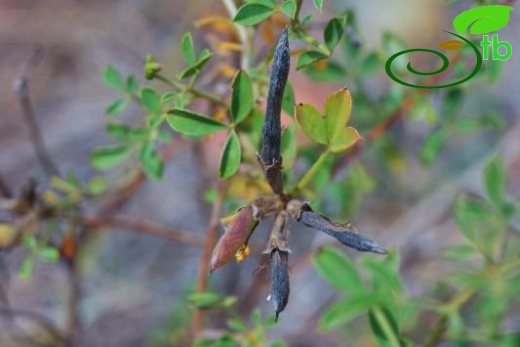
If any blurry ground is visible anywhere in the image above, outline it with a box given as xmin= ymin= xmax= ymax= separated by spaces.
xmin=0 ymin=1 xmax=519 ymax=347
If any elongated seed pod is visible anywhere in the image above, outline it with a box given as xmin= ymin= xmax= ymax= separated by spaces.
xmin=287 ymin=200 xmax=387 ymax=254
xmin=268 ymin=249 xmax=290 ymax=321
xmin=261 ymin=28 xmax=290 ymax=166
xmin=210 ymin=205 xmax=259 ymax=272
xmin=260 ymin=28 xmax=290 ymax=195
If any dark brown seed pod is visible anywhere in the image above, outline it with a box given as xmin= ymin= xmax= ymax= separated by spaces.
xmin=260 ymin=28 xmax=290 ymax=195
xmin=268 ymin=248 xmax=290 ymax=321
xmin=287 ymin=200 xmax=387 ymax=254
xmin=210 ymin=205 xmax=259 ymax=272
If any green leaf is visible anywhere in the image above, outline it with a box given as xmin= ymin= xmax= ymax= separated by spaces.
xmin=328 ymin=127 xmax=361 ymax=153
xmin=281 ymin=0 xmax=297 ymax=19
xmin=233 ymin=4 xmax=275 ymax=26
xmin=181 ymin=32 xmax=197 ymax=65
xmin=368 ymin=307 xmax=403 ymax=347
xmin=361 ymin=52 xmax=381 ymax=75
xmin=324 ymin=18 xmax=344 ymax=52
xmin=312 ymin=246 xmax=362 ymax=294
xmin=296 ymin=51 xmax=328 ymax=70
xmin=105 ymin=99 xmax=127 ymax=116
xmin=442 ymin=244 xmax=477 ymax=262
xmin=166 ymin=109 xmax=227 ymax=136
xmin=230 ymin=70 xmax=254 ymax=123
xmin=141 ymin=87 xmax=161 ymax=113
xmin=281 ymin=123 xmax=296 ymax=169
xmin=103 ymin=65 xmax=125 ymax=91
xmin=177 ymin=50 xmax=212 ymax=79
xmin=90 ymin=145 xmax=132 ymax=169
xmin=219 ymin=131 xmax=241 ymax=178
xmin=87 ymin=177 xmax=108 ymax=195
xmin=319 ymin=295 xmax=383 ymax=331
xmin=18 ymin=257 xmax=33 ymax=280
xmin=140 ymin=142 xmax=164 ymax=180
xmin=106 ymin=122 xmax=130 ymax=140
xmin=484 ymin=155 xmax=505 ymax=207
xmin=453 ymin=195 xmax=490 ymax=242
xmin=324 ymin=88 xmax=353 ymax=144
xmin=126 ymin=75 xmax=139 ymax=94
xmin=187 ymin=292 xmax=222 ymax=309
xmin=295 ymin=103 xmax=327 ymax=145
xmin=313 ymin=0 xmax=324 ymax=12
xmin=282 ymin=81 xmax=295 ymax=116
xmin=421 ymin=129 xmax=445 ymax=164
xmin=227 ymin=318 xmax=247 ymax=332
xmin=453 ymin=5 xmax=514 ymax=35
xmin=39 ymin=247 xmax=60 ymax=262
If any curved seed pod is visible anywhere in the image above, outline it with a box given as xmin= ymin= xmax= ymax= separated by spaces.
xmin=287 ymin=200 xmax=387 ymax=254
xmin=210 ymin=205 xmax=259 ymax=272
xmin=260 ymin=28 xmax=290 ymax=195
xmin=268 ymin=249 xmax=290 ymax=321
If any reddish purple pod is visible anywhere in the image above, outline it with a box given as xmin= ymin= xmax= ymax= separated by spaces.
xmin=210 ymin=205 xmax=259 ymax=272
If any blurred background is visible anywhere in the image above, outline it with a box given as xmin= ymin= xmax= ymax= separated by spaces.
xmin=0 ymin=0 xmax=519 ymax=346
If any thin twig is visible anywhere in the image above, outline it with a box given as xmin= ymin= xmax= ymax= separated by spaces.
xmin=13 ymin=48 xmax=60 ymax=177
xmin=79 ymin=216 xmax=205 ymax=247
xmin=192 ymin=180 xmax=226 ymax=334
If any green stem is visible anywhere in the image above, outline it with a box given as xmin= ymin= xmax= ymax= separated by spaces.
xmin=190 ymin=88 xmax=228 ymax=109
xmin=295 ymin=30 xmax=330 ymax=56
xmin=293 ymin=150 xmax=329 ymax=194
xmin=372 ymin=307 xmax=402 ymax=347
xmin=155 ymin=74 xmax=184 ymax=90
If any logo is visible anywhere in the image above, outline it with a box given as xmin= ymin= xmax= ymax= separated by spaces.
xmin=385 ymin=5 xmax=514 ymax=89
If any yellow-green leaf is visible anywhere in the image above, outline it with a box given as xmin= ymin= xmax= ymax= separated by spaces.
xmin=328 ymin=127 xmax=361 ymax=153
xmin=220 ymin=131 xmax=241 ymax=178
xmin=312 ymin=246 xmax=362 ymax=293
xmin=324 ymin=88 xmax=353 ymax=144
xmin=90 ymin=145 xmax=132 ymax=169
xmin=295 ymin=103 xmax=327 ymax=145
xmin=230 ymin=70 xmax=254 ymax=123
xmin=281 ymin=123 xmax=297 ymax=169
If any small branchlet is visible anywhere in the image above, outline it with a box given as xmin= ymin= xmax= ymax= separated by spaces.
xmin=260 ymin=28 xmax=290 ymax=196
xmin=287 ymin=200 xmax=387 ymax=254
xmin=210 ymin=204 xmax=259 ymax=272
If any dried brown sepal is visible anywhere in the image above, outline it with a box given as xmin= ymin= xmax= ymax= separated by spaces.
xmin=264 ymin=210 xmax=290 ymax=254
xmin=287 ymin=200 xmax=387 ymax=254
xmin=268 ymin=248 xmax=290 ymax=321
xmin=210 ymin=205 xmax=259 ymax=272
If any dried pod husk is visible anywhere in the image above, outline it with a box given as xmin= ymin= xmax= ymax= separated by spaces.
xmin=210 ymin=205 xmax=259 ymax=272
xmin=268 ymin=248 xmax=290 ymax=321
xmin=260 ymin=28 xmax=290 ymax=195
xmin=287 ymin=200 xmax=387 ymax=254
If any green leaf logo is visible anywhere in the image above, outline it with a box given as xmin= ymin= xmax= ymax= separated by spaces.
xmin=453 ymin=5 xmax=514 ymax=35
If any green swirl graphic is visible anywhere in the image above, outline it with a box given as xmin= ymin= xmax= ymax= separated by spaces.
xmin=385 ymin=31 xmax=482 ymax=89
